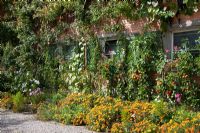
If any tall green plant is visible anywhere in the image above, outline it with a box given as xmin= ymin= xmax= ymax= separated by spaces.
xmin=127 ymin=32 xmax=162 ymax=100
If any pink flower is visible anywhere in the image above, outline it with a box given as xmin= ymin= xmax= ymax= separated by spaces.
xmin=29 ymin=87 xmax=42 ymax=96
xmin=165 ymin=49 xmax=170 ymax=53
xmin=175 ymin=93 xmax=182 ymax=104
xmin=174 ymin=46 xmax=179 ymax=52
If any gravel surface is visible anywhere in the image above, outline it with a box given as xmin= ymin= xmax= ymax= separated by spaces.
xmin=0 ymin=109 xmax=95 ymax=133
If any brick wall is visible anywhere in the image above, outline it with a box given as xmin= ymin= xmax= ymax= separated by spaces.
xmin=93 ymin=17 xmax=159 ymax=37
xmin=96 ymin=10 xmax=200 ymax=36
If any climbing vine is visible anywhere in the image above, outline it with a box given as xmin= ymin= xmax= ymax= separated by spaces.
xmin=0 ymin=0 xmax=200 ymax=107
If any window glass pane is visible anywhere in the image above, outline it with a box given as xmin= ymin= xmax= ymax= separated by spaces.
xmin=64 ymin=45 xmax=75 ymax=60
xmin=48 ymin=40 xmax=77 ymax=60
xmin=105 ymin=40 xmax=117 ymax=57
xmin=174 ymin=30 xmax=200 ymax=50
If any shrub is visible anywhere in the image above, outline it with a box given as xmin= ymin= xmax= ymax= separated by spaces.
xmin=53 ymin=106 xmax=73 ymax=124
xmin=150 ymin=100 xmax=174 ymax=125
xmin=159 ymin=116 xmax=200 ymax=133
xmin=41 ymin=93 xmax=96 ymax=125
xmin=94 ymin=96 xmax=116 ymax=106
xmin=121 ymin=101 xmax=152 ymax=123
xmin=36 ymin=93 xmax=200 ymax=133
xmin=111 ymin=123 xmax=125 ymax=133
xmin=72 ymin=113 xmax=86 ymax=126
xmin=0 ymin=92 xmax=12 ymax=109
xmin=37 ymin=103 xmax=57 ymax=121
xmin=86 ymin=105 xmax=117 ymax=132
xmin=51 ymin=93 xmax=65 ymax=104
xmin=12 ymin=92 xmax=25 ymax=112
xmin=130 ymin=120 xmax=158 ymax=133
xmin=59 ymin=93 xmax=96 ymax=107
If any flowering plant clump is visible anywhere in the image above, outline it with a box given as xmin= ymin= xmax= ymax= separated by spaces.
xmin=36 ymin=93 xmax=200 ymax=132
xmin=160 ymin=116 xmax=200 ymax=133
xmin=86 ymin=105 xmax=117 ymax=132
xmin=37 ymin=103 xmax=57 ymax=121
xmin=59 ymin=93 xmax=98 ymax=108
xmin=52 ymin=106 xmax=73 ymax=124
xmin=72 ymin=113 xmax=86 ymax=126
xmin=0 ymin=92 xmax=12 ymax=109
xmin=130 ymin=120 xmax=158 ymax=133
xmin=121 ymin=101 xmax=153 ymax=124
xmin=94 ymin=96 xmax=116 ymax=106
xmin=111 ymin=123 xmax=125 ymax=133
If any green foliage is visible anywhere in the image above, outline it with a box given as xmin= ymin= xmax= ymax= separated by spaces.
xmin=12 ymin=92 xmax=25 ymax=112
xmin=194 ymin=56 xmax=200 ymax=76
xmin=0 ymin=0 xmax=200 ymax=114
xmin=51 ymin=93 xmax=65 ymax=104
xmin=0 ymin=71 xmax=12 ymax=92
xmin=86 ymin=105 xmax=118 ymax=132
xmin=126 ymin=32 xmax=162 ymax=100
xmin=37 ymin=103 xmax=56 ymax=121
xmin=0 ymin=92 xmax=13 ymax=109
xmin=36 ymin=93 xmax=200 ymax=132
xmin=155 ymin=50 xmax=200 ymax=110
xmin=150 ymin=100 xmax=174 ymax=125
xmin=87 ymin=37 xmax=101 ymax=71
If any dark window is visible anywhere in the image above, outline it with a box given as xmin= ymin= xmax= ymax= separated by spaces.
xmin=48 ymin=41 xmax=76 ymax=60
xmin=105 ymin=40 xmax=117 ymax=58
xmin=64 ymin=45 xmax=75 ymax=60
xmin=174 ymin=30 xmax=200 ymax=49
xmin=173 ymin=30 xmax=200 ymax=57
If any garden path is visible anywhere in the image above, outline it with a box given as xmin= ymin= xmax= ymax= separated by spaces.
xmin=0 ymin=109 xmax=95 ymax=133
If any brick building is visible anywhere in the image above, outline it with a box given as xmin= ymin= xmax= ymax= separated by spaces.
xmin=97 ymin=10 xmax=200 ymax=59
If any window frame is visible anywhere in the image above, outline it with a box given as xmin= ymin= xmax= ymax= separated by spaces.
xmin=98 ymin=33 xmax=135 ymax=58
xmin=171 ymin=28 xmax=200 ymax=59
xmin=98 ymin=33 xmax=118 ymax=58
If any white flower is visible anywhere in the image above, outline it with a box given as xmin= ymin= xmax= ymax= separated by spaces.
xmin=81 ymin=47 xmax=84 ymax=51
xmin=83 ymin=42 xmax=87 ymax=46
xmin=72 ymin=76 xmax=76 ymax=81
xmin=163 ymin=7 xmax=167 ymax=11
xmin=78 ymin=68 xmax=82 ymax=72
xmin=79 ymin=53 xmax=84 ymax=57
xmin=186 ymin=20 xmax=192 ymax=27
xmin=22 ymin=83 xmax=27 ymax=89
xmin=131 ymin=113 xmax=136 ymax=118
xmin=59 ymin=65 xmax=63 ymax=70
xmin=75 ymin=82 xmax=78 ymax=86
xmin=79 ymin=42 xmax=83 ymax=46
xmin=109 ymin=50 xmax=116 ymax=55
xmin=69 ymin=73 xmax=72 ymax=78
xmin=34 ymin=80 xmax=40 ymax=85
xmin=154 ymin=95 xmax=161 ymax=102
xmin=152 ymin=1 xmax=158 ymax=7
xmin=75 ymin=54 xmax=79 ymax=58
xmin=147 ymin=1 xmax=151 ymax=5
xmin=68 ymin=80 xmax=72 ymax=85
xmin=194 ymin=8 xmax=198 ymax=13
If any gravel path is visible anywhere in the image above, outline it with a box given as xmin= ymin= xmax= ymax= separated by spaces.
xmin=0 ymin=109 xmax=95 ymax=133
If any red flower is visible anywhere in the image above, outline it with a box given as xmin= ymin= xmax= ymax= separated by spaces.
xmin=165 ymin=90 xmax=172 ymax=97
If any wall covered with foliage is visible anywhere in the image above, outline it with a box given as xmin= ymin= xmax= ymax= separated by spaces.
xmin=0 ymin=0 xmax=200 ymax=109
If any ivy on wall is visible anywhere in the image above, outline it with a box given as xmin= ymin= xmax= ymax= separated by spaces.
xmin=0 ymin=0 xmax=200 ymax=108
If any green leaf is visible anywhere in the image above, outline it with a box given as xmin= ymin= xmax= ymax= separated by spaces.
xmin=183 ymin=0 xmax=188 ymax=4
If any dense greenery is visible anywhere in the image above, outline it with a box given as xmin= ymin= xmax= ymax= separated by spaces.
xmin=0 ymin=0 xmax=200 ymax=109
xmin=36 ymin=93 xmax=200 ymax=132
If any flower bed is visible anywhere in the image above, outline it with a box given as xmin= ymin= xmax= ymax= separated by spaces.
xmin=36 ymin=93 xmax=200 ymax=133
